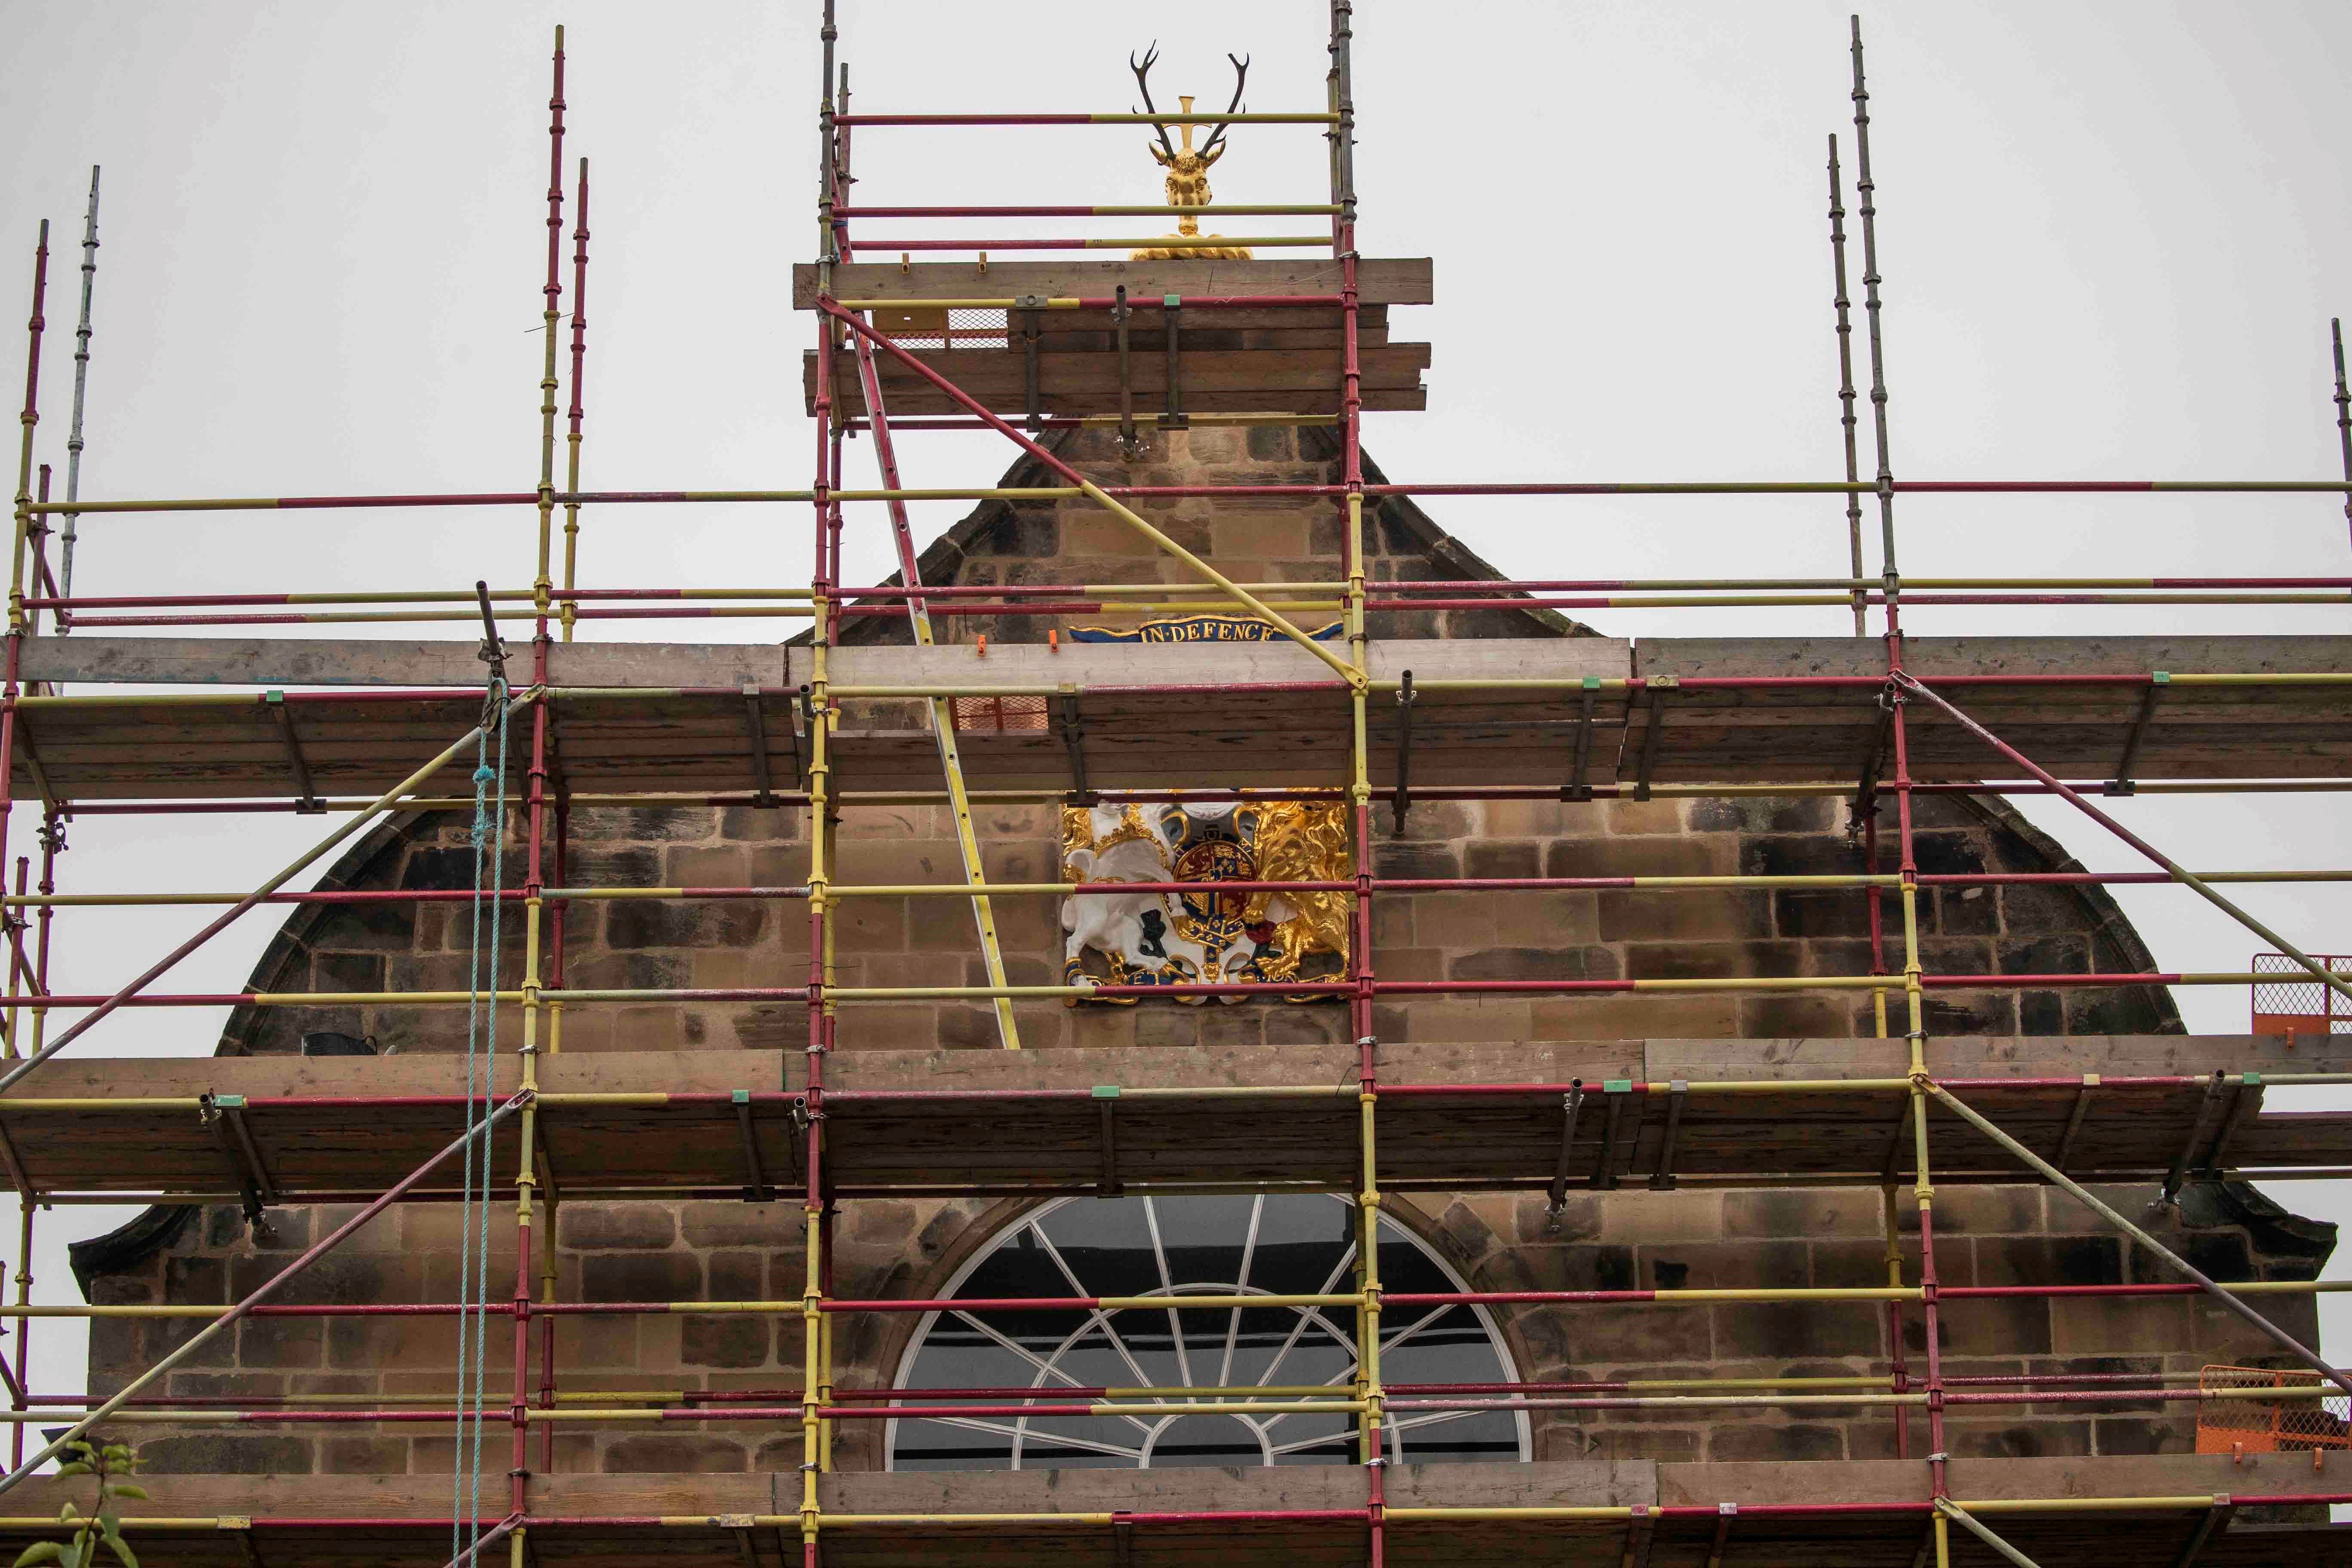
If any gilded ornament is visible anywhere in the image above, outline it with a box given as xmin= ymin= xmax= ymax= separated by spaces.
xmin=1127 ymin=43 xmax=1255 ymax=262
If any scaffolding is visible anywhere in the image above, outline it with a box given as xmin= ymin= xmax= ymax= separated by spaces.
xmin=0 ymin=6 xmax=2348 ymax=1566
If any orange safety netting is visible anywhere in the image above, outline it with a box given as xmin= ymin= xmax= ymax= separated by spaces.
xmin=2196 ymin=1363 xmax=2352 ymax=1454
xmin=2250 ymin=953 xmax=2352 ymax=1039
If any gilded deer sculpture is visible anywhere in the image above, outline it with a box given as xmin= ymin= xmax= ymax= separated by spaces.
xmin=1128 ymin=43 xmax=1253 ymax=261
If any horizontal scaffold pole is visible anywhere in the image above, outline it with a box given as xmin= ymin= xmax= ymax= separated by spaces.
xmin=0 ymin=970 xmax=2303 ymax=1011
xmin=10 ymin=668 xmax=2350 ymax=716
xmin=6 ymin=1496 xmax=2352 ymax=1533
xmin=0 ymin=686 xmax=544 ymax=1093
xmin=28 ymin=573 xmax=2352 ymax=610
xmin=52 ymin=777 xmax=2352 ymax=817
xmin=836 ymin=205 xmax=1343 ymax=217
xmin=833 ymin=112 xmax=1339 ymax=126
xmin=885 ymin=236 xmax=1332 ymax=251
xmin=31 ymin=478 xmax=2352 ymax=515
xmin=12 ymin=867 xmax=2352 ymax=907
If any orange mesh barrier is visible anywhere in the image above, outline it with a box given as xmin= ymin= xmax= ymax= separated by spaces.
xmin=2196 ymin=1363 xmax=2352 ymax=1454
xmin=950 ymin=694 xmax=1049 ymax=733
xmin=2250 ymin=952 xmax=2352 ymax=1039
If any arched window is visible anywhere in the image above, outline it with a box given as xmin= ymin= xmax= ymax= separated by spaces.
xmin=888 ymin=1193 xmax=1529 ymax=1470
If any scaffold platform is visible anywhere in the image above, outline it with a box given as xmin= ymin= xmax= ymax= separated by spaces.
xmin=794 ymin=259 xmax=1433 ymax=418
xmin=7 ymin=1038 xmax=2349 ymax=1203
xmin=12 ymin=635 xmax=2352 ymax=801
xmin=0 ymin=1453 xmax=2337 ymax=1567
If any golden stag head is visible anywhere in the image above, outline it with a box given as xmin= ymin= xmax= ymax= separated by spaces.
xmin=1128 ymin=43 xmax=1254 ymax=261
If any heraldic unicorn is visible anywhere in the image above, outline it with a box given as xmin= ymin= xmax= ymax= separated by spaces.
xmin=1060 ymin=800 xmax=1351 ymax=1002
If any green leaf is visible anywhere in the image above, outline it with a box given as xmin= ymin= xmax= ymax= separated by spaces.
xmin=51 ymin=1465 xmax=89 ymax=1480
xmin=12 ymin=1542 xmax=64 ymax=1566
xmin=98 ymin=1541 xmax=132 ymax=1568
xmin=56 ymin=1504 xmax=78 ymax=1522
xmin=101 ymin=1488 xmax=145 ymax=1502
xmin=66 ymin=1536 xmax=92 ymax=1568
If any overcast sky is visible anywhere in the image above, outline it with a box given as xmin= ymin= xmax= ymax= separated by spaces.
xmin=3 ymin=0 xmax=2351 ymax=1420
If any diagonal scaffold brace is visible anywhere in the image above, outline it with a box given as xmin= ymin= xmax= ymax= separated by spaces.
xmin=1932 ymin=1498 xmax=2043 ymax=1568
xmin=1888 ymin=668 xmax=2352 ymax=1011
xmin=442 ymin=1512 xmax=524 ymax=1568
xmin=0 ymin=686 xmax=544 ymax=1095
xmin=1929 ymin=1080 xmax=2352 ymax=1400
xmin=0 ymin=1089 xmax=533 ymax=1493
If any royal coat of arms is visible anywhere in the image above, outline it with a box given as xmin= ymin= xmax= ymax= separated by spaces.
xmin=1060 ymin=799 xmax=1352 ymax=1003
xmin=1058 ymin=616 xmax=1353 ymax=1002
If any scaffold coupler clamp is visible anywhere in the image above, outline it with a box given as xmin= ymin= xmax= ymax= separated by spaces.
xmin=474 ymin=579 xmax=510 ymax=732
xmin=1544 ymin=1082 xmax=1585 ymax=1229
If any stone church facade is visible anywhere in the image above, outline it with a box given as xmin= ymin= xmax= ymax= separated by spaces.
xmin=76 ymin=426 xmax=2334 ymax=1477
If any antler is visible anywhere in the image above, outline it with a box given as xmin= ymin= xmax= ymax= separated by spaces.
xmin=1130 ymin=42 xmax=1179 ymax=162
xmin=1197 ymin=52 xmax=1250 ymax=162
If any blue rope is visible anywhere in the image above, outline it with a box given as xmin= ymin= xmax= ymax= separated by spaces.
xmin=452 ymin=685 xmax=510 ymax=1562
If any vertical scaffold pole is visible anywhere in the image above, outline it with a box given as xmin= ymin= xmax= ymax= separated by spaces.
xmin=24 ymin=468 xmax=48 ymax=644
xmin=1888 ymin=661 xmax=1948 ymax=1567
xmin=1330 ymin=3 xmax=1385 ymax=1534
xmin=538 ymin=788 xmax=565 ymax=1472
xmin=5 ymin=222 xmax=52 ymax=1072
xmin=5 ymin=274 xmax=51 ymax=1439
xmin=1882 ymin=1182 xmax=1908 ymax=1458
xmin=821 ymin=65 xmax=850 ymax=1450
xmin=508 ymin=26 xmax=564 ymax=1527
xmin=2331 ymin=318 xmax=2351 ymax=551
xmin=0 ymin=218 xmax=50 ymax=1470
xmin=1850 ymin=18 xmax=1899 ymax=631
xmin=533 ymin=29 xmax=568 ymax=638
xmin=3 ymin=860 xmax=24 ymax=1063
xmin=1826 ymin=135 xmax=1865 ymax=635
xmin=1864 ymin=794 xmax=1888 ymax=1040
xmin=26 ymin=812 xmax=56 ymax=1067
xmin=560 ymin=159 xmax=590 ymax=643
xmin=58 ymin=170 xmax=95 ymax=631
xmin=818 ymin=1199 xmax=837 ymax=1471
xmin=1864 ymin=784 xmax=1905 ymax=1453
xmin=508 ymin=633 xmax=551 ymax=1518
xmin=1850 ymin=26 xmax=1939 ymax=1548
xmin=821 ymin=428 xmax=842 ymax=1064
xmin=6 ymin=1203 xmax=28 ymax=1469
xmin=804 ymin=8 xmax=839 ymax=1565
